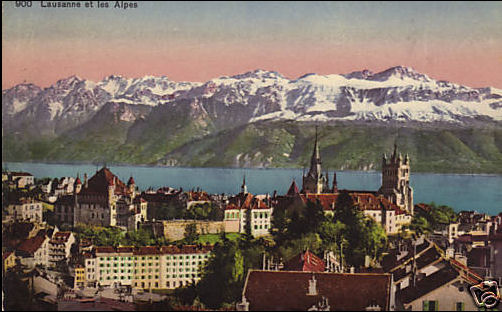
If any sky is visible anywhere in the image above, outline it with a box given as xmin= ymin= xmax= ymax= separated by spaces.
xmin=2 ymin=1 xmax=502 ymax=89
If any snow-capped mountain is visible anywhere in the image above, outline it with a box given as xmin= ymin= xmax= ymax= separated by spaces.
xmin=3 ymin=66 xmax=502 ymax=138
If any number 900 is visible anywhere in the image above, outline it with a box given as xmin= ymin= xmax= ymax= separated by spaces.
xmin=16 ymin=1 xmax=33 ymax=7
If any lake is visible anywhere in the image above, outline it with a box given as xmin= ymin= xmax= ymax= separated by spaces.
xmin=3 ymin=162 xmax=501 ymax=215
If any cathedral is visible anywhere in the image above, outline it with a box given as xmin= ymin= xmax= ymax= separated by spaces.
xmin=301 ymin=128 xmax=331 ymax=194
xmin=378 ymin=144 xmax=414 ymax=214
xmin=300 ymin=130 xmax=414 ymax=215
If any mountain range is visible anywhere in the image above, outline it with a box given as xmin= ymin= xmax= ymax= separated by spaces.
xmin=3 ymin=66 xmax=502 ymax=173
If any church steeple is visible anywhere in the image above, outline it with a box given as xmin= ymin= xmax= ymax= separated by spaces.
xmin=332 ymin=172 xmax=338 ymax=193
xmin=241 ymin=175 xmax=248 ymax=194
xmin=302 ymin=126 xmax=328 ymax=194
xmin=308 ymin=126 xmax=322 ymax=179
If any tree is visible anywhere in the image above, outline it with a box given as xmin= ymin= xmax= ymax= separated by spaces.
xmin=183 ymin=223 xmax=199 ymax=244
xmin=197 ymin=240 xmax=243 ymax=309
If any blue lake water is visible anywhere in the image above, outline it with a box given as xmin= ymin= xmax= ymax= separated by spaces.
xmin=3 ymin=162 xmax=501 ymax=215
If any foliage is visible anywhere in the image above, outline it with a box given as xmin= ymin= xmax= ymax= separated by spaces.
xmin=409 ymin=202 xmax=458 ymax=234
xmin=183 ymin=223 xmax=199 ymax=244
xmin=197 ymin=239 xmax=244 ymax=309
xmin=74 ymin=223 xmax=169 ymax=247
xmin=184 ymin=202 xmax=223 ymax=221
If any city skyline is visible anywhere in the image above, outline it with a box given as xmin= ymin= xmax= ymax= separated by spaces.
xmin=3 ymin=1 xmax=502 ymax=89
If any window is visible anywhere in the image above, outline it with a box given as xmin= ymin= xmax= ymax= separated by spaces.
xmin=423 ymin=300 xmax=438 ymax=311
xmin=455 ymin=302 xmax=464 ymax=311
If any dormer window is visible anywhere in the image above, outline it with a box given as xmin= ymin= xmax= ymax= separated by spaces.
xmin=307 ymin=275 xmax=318 ymax=296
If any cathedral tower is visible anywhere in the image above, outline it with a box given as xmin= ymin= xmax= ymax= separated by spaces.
xmin=302 ymin=127 xmax=329 ymax=194
xmin=378 ymin=144 xmax=414 ymax=214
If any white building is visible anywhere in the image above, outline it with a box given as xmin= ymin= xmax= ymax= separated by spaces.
xmin=8 ymin=171 xmax=35 ymax=188
xmin=16 ymin=230 xmax=50 ymax=268
xmin=83 ymin=245 xmax=213 ymax=290
xmin=7 ymin=199 xmax=43 ymax=223
xmin=48 ymin=231 xmax=75 ymax=267
xmin=223 ymin=192 xmax=273 ymax=237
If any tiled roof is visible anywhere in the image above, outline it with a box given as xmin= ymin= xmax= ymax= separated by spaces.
xmin=300 ymin=192 xmax=405 ymax=215
xmin=397 ymin=261 xmax=459 ymax=305
xmin=243 ymin=270 xmax=392 ymax=311
xmin=227 ymin=193 xmax=271 ymax=211
xmin=187 ymin=191 xmax=210 ymax=201
xmin=17 ymin=234 xmax=47 ymax=255
xmin=50 ymin=231 xmax=72 ymax=244
xmin=79 ymin=167 xmax=129 ymax=196
xmin=283 ymin=250 xmax=325 ymax=272
xmin=286 ymin=180 xmax=300 ymax=196
xmin=10 ymin=172 xmax=33 ymax=177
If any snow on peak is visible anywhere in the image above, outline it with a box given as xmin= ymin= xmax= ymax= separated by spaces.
xmin=230 ymin=69 xmax=284 ymax=80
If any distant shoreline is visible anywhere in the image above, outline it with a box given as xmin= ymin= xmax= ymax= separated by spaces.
xmin=3 ymin=161 xmax=502 ymax=177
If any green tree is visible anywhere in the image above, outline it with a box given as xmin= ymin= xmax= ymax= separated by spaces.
xmin=183 ymin=223 xmax=199 ymax=244
xmin=197 ymin=239 xmax=243 ymax=309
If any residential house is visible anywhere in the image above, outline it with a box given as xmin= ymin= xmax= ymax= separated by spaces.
xmin=237 ymin=270 xmax=395 ymax=311
xmin=74 ymin=265 xmax=85 ymax=288
xmin=48 ymin=231 xmax=75 ymax=267
xmin=8 ymin=171 xmax=35 ymax=188
xmin=16 ymin=230 xmax=50 ymax=268
xmin=7 ymin=198 xmax=43 ymax=223
xmin=383 ymin=237 xmax=484 ymax=311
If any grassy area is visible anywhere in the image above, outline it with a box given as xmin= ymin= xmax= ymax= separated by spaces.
xmin=196 ymin=233 xmax=241 ymax=244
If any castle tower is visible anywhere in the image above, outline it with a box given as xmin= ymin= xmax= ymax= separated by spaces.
xmin=302 ymin=127 xmax=328 ymax=194
xmin=74 ymin=174 xmax=82 ymax=194
xmin=127 ymin=176 xmax=136 ymax=198
xmin=378 ymin=144 xmax=414 ymax=214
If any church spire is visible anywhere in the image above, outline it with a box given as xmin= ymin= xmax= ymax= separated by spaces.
xmin=241 ymin=175 xmax=248 ymax=194
xmin=308 ymin=126 xmax=322 ymax=178
xmin=332 ymin=172 xmax=338 ymax=193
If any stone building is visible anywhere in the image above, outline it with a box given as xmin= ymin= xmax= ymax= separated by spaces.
xmin=7 ymin=198 xmax=43 ymax=223
xmin=379 ymin=144 xmax=414 ymax=214
xmin=54 ymin=167 xmax=147 ymax=231
xmin=223 ymin=179 xmax=273 ymax=237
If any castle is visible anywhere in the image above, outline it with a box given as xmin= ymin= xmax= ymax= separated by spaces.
xmin=300 ymin=128 xmax=414 ymax=215
xmin=54 ymin=167 xmax=147 ymax=231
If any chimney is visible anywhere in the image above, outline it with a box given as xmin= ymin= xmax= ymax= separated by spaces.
xmin=84 ymin=173 xmax=88 ymax=188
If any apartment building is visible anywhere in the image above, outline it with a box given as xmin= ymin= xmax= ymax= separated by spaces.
xmin=83 ymin=245 xmax=213 ymax=290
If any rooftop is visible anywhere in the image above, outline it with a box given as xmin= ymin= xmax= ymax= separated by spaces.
xmin=243 ymin=270 xmax=392 ymax=311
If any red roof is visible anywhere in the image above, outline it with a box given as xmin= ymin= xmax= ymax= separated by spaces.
xmin=79 ymin=167 xmax=129 ymax=196
xmin=283 ymin=250 xmax=325 ymax=272
xmin=243 ymin=270 xmax=392 ymax=311
xmin=227 ymin=193 xmax=271 ymax=210
xmin=286 ymin=180 xmax=300 ymax=196
xmin=127 ymin=176 xmax=135 ymax=185
xmin=10 ymin=172 xmax=33 ymax=177
xmin=17 ymin=234 xmax=48 ymax=255
xmin=300 ymin=192 xmax=405 ymax=215
xmin=75 ymin=177 xmax=82 ymax=185
xmin=50 ymin=231 xmax=72 ymax=244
